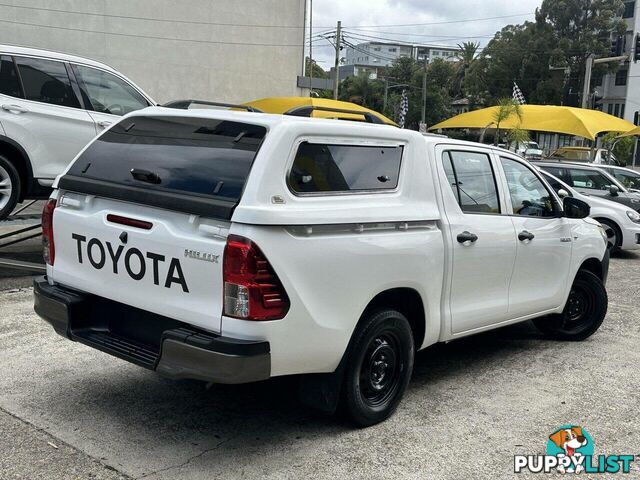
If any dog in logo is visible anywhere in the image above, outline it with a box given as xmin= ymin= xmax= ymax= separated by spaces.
xmin=549 ymin=426 xmax=588 ymax=473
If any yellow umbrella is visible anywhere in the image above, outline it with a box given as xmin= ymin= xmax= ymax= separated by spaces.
xmin=618 ymin=126 xmax=640 ymax=137
xmin=429 ymin=104 xmax=634 ymax=140
xmin=243 ymin=97 xmax=397 ymax=126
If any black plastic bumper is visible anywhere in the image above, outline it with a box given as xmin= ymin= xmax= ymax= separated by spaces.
xmin=602 ymin=248 xmax=610 ymax=286
xmin=33 ymin=277 xmax=270 ymax=384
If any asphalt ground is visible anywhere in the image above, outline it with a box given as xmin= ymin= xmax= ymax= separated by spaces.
xmin=0 ymin=249 xmax=639 ymax=479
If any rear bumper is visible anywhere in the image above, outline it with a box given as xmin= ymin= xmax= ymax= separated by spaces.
xmin=601 ymin=248 xmax=610 ymax=285
xmin=33 ymin=277 xmax=270 ymax=384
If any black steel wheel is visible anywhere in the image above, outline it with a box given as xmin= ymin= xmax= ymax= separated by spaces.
xmin=533 ymin=270 xmax=607 ymax=341
xmin=341 ymin=309 xmax=414 ymax=427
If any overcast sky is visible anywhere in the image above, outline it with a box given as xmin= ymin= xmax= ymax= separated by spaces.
xmin=310 ymin=0 xmax=543 ymax=67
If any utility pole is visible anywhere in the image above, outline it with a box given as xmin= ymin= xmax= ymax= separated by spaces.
xmin=308 ymin=0 xmax=313 ymax=97
xmin=581 ymin=52 xmax=629 ymax=109
xmin=333 ymin=20 xmax=341 ymax=100
xmin=581 ymin=54 xmax=595 ymax=109
xmin=421 ymin=57 xmax=427 ymax=126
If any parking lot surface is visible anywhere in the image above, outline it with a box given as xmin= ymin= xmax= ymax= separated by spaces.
xmin=0 ymin=252 xmax=639 ymax=479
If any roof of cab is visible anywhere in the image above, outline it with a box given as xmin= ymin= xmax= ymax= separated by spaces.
xmin=0 ymin=44 xmax=117 ymax=72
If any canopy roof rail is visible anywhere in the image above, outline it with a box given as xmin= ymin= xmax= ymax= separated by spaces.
xmin=162 ymin=99 xmax=263 ymax=112
xmin=284 ymin=105 xmax=387 ymax=125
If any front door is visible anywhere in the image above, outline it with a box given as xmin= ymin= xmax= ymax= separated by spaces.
xmin=499 ymin=156 xmax=573 ymax=317
xmin=436 ymin=147 xmax=517 ymax=335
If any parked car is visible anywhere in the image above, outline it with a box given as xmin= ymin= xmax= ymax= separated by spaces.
xmin=535 ymin=161 xmax=640 ymax=212
xmin=540 ymin=170 xmax=640 ymax=252
xmin=34 ymin=107 xmax=609 ymax=426
xmin=598 ymin=165 xmax=640 ymax=193
xmin=513 ymin=140 xmax=544 ymax=160
xmin=0 ymin=45 xmax=155 ymax=218
xmin=546 ymin=146 xmax=620 ymax=165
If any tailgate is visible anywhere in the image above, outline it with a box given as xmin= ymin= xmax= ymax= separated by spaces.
xmin=50 ymin=192 xmax=228 ymax=333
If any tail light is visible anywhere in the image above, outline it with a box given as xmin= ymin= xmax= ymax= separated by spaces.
xmin=42 ymin=199 xmax=57 ymax=265
xmin=223 ymin=235 xmax=290 ymax=321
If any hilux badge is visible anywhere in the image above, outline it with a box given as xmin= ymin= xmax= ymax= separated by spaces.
xmin=184 ymin=249 xmax=219 ymax=263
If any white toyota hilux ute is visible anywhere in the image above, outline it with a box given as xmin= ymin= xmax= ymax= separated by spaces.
xmin=34 ymin=108 xmax=610 ymax=426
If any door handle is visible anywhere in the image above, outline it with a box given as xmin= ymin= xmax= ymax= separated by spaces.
xmin=97 ymin=120 xmax=112 ymax=128
xmin=1 ymin=104 xmax=28 ymax=114
xmin=518 ymin=230 xmax=535 ymax=242
xmin=457 ymin=231 xmax=478 ymax=244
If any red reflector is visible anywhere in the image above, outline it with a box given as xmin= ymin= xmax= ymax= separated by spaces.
xmin=106 ymin=214 xmax=153 ymax=230
xmin=42 ymin=199 xmax=56 ymax=265
xmin=223 ymin=235 xmax=290 ymax=321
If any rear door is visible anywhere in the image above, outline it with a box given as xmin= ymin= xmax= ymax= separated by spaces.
xmin=2 ymin=56 xmax=96 ymax=180
xmin=435 ymin=145 xmax=517 ymax=335
xmin=52 ymin=115 xmax=267 ymax=333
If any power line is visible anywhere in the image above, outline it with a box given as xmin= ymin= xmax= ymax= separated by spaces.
xmin=347 ymin=27 xmax=495 ymax=39
xmin=0 ymin=2 xmax=305 ymax=29
xmin=0 ymin=19 xmax=303 ymax=47
xmin=323 ymin=12 xmax=535 ymax=29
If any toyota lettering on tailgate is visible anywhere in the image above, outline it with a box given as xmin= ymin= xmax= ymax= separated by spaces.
xmin=71 ymin=234 xmax=189 ymax=292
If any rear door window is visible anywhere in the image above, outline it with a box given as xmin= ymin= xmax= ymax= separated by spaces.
xmin=15 ymin=57 xmax=80 ymax=108
xmin=288 ymin=142 xmax=402 ymax=194
xmin=0 ymin=56 xmax=22 ymax=98
xmin=442 ymin=151 xmax=501 ymax=214
xmin=65 ymin=115 xmax=266 ymax=201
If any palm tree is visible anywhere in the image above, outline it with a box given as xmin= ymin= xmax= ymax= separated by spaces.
xmin=453 ymin=42 xmax=479 ymax=98
xmin=492 ymin=98 xmax=523 ymax=145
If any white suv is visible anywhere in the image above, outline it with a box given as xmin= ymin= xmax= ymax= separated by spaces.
xmin=0 ymin=45 xmax=155 ymax=218
xmin=34 ymin=108 xmax=609 ymax=426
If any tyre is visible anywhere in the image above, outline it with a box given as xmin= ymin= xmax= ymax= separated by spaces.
xmin=597 ymin=218 xmax=622 ymax=253
xmin=0 ymin=155 xmax=20 ymax=220
xmin=533 ymin=270 xmax=607 ymax=341
xmin=341 ymin=309 xmax=414 ymax=427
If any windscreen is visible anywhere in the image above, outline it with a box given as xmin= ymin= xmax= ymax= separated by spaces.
xmin=66 ymin=115 xmax=266 ymax=201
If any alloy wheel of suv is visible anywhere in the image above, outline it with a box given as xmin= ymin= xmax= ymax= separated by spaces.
xmin=597 ymin=219 xmax=622 ymax=253
xmin=0 ymin=155 xmax=20 ymax=219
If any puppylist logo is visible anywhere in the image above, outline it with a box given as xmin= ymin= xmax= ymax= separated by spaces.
xmin=514 ymin=425 xmax=636 ymax=474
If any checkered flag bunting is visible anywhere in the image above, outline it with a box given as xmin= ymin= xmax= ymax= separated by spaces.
xmin=512 ymin=82 xmax=526 ymax=105
xmin=398 ymin=89 xmax=409 ymax=128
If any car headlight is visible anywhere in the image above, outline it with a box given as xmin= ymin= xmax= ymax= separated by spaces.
xmin=626 ymin=210 xmax=640 ymax=224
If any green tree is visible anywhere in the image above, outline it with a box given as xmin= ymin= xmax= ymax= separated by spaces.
xmin=305 ymin=57 xmax=328 ymax=79
xmin=453 ymin=41 xmax=479 ymax=98
xmin=338 ymin=73 xmax=384 ymax=112
xmin=465 ymin=0 xmax=625 ymax=107
xmin=602 ymin=131 xmax=635 ymax=164
xmin=492 ymin=98 xmax=523 ymax=145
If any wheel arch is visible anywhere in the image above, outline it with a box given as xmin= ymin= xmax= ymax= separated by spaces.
xmin=578 ymin=257 xmax=605 ymax=282
xmin=0 ymin=135 xmax=34 ymax=201
xmin=593 ymin=216 xmax=622 ymax=246
xmin=359 ymin=287 xmax=426 ymax=351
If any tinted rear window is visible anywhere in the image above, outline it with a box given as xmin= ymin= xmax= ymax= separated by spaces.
xmin=289 ymin=142 xmax=403 ymax=194
xmin=67 ymin=116 xmax=266 ymax=201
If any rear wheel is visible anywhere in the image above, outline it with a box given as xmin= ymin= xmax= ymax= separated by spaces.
xmin=0 ymin=155 xmax=20 ymax=220
xmin=341 ymin=309 xmax=414 ymax=427
xmin=597 ymin=219 xmax=622 ymax=253
xmin=533 ymin=270 xmax=607 ymax=341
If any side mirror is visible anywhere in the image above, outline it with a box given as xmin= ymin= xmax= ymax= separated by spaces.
xmin=609 ymin=185 xmax=620 ymax=196
xmin=563 ymin=197 xmax=590 ymax=219
xmin=557 ymin=188 xmax=570 ymax=199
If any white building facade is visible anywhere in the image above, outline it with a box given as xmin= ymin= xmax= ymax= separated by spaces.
xmin=342 ymin=41 xmax=459 ymax=79
xmin=0 ymin=0 xmax=307 ymax=104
